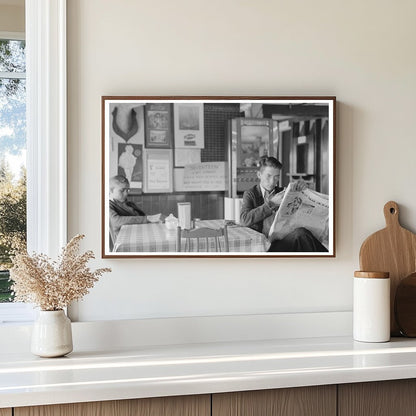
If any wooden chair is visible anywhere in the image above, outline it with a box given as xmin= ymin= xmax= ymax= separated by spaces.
xmin=176 ymin=225 xmax=229 ymax=252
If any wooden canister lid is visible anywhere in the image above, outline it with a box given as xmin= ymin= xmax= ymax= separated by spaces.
xmin=354 ymin=271 xmax=389 ymax=279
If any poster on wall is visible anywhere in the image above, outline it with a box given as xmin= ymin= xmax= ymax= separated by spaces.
xmin=102 ymin=96 xmax=336 ymax=259
xmin=182 ymin=162 xmax=227 ymax=191
xmin=117 ymin=143 xmax=143 ymax=188
xmin=144 ymin=103 xmax=173 ymax=148
xmin=143 ymin=149 xmax=173 ymax=193
xmin=174 ymin=103 xmax=204 ymax=148
xmin=109 ymin=102 xmax=144 ymax=193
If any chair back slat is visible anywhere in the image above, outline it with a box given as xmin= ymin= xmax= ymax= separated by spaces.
xmin=176 ymin=225 xmax=229 ymax=253
xmin=224 ymin=225 xmax=229 ymax=251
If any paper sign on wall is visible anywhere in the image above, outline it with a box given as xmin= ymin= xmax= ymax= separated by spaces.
xmin=143 ymin=149 xmax=173 ymax=193
xmin=174 ymin=103 xmax=204 ymax=148
xmin=181 ymin=162 xmax=227 ymax=191
xmin=174 ymin=149 xmax=201 ymax=167
xmin=148 ymin=159 xmax=170 ymax=189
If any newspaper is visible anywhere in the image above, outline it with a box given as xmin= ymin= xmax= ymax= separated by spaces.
xmin=268 ymin=183 xmax=329 ymax=249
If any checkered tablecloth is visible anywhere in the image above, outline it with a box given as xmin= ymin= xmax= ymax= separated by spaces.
xmin=113 ymin=220 xmax=270 ymax=253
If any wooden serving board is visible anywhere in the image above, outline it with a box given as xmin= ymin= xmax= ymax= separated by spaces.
xmin=359 ymin=201 xmax=416 ymax=335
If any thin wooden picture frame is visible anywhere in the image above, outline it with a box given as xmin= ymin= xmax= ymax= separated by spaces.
xmin=102 ymin=96 xmax=336 ymax=258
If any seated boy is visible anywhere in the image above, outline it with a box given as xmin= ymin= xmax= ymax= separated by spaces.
xmin=109 ymin=175 xmax=164 ymax=245
xmin=240 ymin=156 xmax=327 ymax=252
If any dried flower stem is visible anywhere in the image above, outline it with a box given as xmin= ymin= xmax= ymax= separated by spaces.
xmin=10 ymin=235 xmax=111 ymax=310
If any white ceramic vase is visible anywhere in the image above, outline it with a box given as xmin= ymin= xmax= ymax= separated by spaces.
xmin=31 ymin=310 xmax=73 ymax=357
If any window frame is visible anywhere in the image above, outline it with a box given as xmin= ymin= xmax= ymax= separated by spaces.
xmin=0 ymin=31 xmax=25 ymax=78
xmin=0 ymin=0 xmax=67 ymax=323
xmin=26 ymin=0 xmax=67 ymax=257
xmin=0 ymin=31 xmax=27 ymax=317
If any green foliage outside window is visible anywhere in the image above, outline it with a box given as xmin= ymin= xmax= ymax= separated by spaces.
xmin=0 ymin=162 xmax=26 ymax=302
xmin=0 ymin=38 xmax=27 ymax=302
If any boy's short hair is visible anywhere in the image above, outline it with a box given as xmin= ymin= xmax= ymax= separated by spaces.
xmin=258 ymin=156 xmax=282 ymax=171
xmin=110 ymin=175 xmax=129 ymax=191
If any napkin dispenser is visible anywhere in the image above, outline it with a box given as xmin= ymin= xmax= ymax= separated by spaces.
xmin=177 ymin=202 xmax=191 ymax=230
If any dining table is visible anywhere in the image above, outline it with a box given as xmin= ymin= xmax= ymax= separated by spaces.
xmin=113 ymin=219 xmax=270 ymax=253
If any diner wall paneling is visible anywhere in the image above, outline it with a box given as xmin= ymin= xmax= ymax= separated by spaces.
xmin=0 ymin=410 xmax=12 ymax=416
xmin=212 ymin=386 xmax=337 ymax=416
xmin=14 ymin=395 xmax=210 ymax=416
xmin=131 ymin=191 xmax=225 ymax=220
xmin=67 ymin=0 xmax=416 ymax=322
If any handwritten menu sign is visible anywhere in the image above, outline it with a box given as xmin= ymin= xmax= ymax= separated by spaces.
xmin=182 ymin=162 xmax=226 ymax=191
xmin=144 ymin=149 xmax=173 ymax=193
xmin=148 ymin=159 xmax=170 ymax=190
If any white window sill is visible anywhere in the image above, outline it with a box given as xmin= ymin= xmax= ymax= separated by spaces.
xmin=0 ymin=303 xmax=36 ymax=325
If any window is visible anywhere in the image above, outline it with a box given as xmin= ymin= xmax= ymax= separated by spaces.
xmin=0 ymin=0 xmax=67 ymax=324
xmin=0 ymin=35 xmax=26 ymax=306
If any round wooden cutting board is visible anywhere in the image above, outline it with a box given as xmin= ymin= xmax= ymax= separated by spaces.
xmin=359 ymin=201 xmax=416 ymax=336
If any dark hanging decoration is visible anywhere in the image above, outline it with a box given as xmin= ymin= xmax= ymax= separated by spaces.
xmin=112 ymin=107 xmax=139 ymax=142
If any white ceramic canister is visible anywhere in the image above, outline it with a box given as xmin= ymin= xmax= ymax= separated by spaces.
xmin=353 ymin=271 xmax=390 ymax=342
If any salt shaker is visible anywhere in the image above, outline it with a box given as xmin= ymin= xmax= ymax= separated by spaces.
xmin=353 ymin=271 xmax=390 ymax=342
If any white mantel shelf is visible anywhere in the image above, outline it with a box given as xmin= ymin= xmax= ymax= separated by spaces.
xmin=2 ymin=336 xmax=416 ymax=408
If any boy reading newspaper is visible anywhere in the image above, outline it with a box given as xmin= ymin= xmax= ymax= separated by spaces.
xmin=240 ymin=156 xmax=328 ymax=252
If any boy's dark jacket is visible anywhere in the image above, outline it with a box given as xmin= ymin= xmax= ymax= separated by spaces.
xmin=240 ymin=184 xmax=284 ymax=235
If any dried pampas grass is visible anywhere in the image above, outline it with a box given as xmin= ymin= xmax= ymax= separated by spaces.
xmin=10 ymin=234 xmax=111 ymax=311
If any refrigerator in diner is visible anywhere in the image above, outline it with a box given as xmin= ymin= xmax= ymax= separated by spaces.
xmin=226 ymin=117 xmax=279 ymax=198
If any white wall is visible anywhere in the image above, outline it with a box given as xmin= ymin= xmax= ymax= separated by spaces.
xmin=67 ymin=0 xmax=416 ymax=322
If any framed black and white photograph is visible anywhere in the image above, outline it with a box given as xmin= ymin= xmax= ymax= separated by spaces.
xmin=102 ymin=96 xmax=336 ymax=258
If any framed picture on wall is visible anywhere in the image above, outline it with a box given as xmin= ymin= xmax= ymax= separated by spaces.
xmin=144 ymin=103 xmax=173 ymax=148
xmin=174 ymin=103 xmax=204 ymax=148
xmin=102 ymin=96 xmax=336 ymax=259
